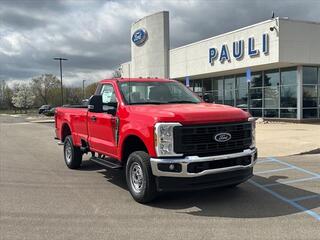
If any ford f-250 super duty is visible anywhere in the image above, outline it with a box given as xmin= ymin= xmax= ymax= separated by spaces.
xmin=55 ymin=78 xmax=257 ymax=203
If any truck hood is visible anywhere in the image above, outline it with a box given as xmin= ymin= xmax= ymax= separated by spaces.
xmin=128 ymin=103 xmax=249 ymax=125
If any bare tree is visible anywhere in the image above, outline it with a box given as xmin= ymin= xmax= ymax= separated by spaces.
xmin=85 ymin=82 xmax=99 ymax=97
xmin=31 ymin=74 xmax=60 ymax=105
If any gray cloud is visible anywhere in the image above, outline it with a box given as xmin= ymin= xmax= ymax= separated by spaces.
xmin=0 ymin=11 xmax=49 ymax=30
xmin=0 ymin=0 xmax=320 ymax=86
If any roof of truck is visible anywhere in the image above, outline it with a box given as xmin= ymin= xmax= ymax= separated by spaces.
xmin=100 ymin=78 xmax=175 ymax=83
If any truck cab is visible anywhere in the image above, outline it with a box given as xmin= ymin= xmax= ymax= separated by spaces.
xmin=55 ymin=78 xmax=257 ymax=203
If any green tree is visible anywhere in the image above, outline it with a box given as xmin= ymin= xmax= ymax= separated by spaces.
xmin=0 ymin=81 xmax=14 ymax=110
xmin=0 ymin=80 xmax=5 ymax=109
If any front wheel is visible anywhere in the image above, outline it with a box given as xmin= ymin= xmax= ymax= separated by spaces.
xmin=64 ymin=135 xmax=82 ymax=169
xmin=126 ymin=151 xmax=157 ymax=203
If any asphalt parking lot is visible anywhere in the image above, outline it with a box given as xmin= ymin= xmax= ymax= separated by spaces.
xmin=0 ymin=114 xmax=319 ymax=240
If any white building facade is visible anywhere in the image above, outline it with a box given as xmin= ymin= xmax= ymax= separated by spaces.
xmin=121 ymin=11 xmax=320 ymax=120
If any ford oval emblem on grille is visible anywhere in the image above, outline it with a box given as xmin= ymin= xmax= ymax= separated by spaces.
xmin=214 ymin=133 xmax=231 ymax=142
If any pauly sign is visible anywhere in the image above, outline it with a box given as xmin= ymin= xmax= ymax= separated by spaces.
xmin=209 ymin=33 xmax=269 ymax=65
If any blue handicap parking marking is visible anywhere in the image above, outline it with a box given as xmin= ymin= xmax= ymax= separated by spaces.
xmin=268 ymin=157 xmax=320 ymax=178
xmin=291 ymin=194 xmax=320 ymax=202
xmin=263 ymin=176 xmax=320 ymax=187
xmin=250 ymin=157 xmax=320 ymax=221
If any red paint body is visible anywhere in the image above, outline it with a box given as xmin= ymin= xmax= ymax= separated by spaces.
xmin=55 ymin=78 xmax=250 ymax=161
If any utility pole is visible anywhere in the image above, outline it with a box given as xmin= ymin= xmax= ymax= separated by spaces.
xmin=53 ymin=57 xmax=68 ymax=106
xmin=82 ymin=80 xmax=86 ymax=99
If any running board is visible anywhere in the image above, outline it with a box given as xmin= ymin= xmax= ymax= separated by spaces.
xmin=90 ymin=156 xmax=123 ymax=169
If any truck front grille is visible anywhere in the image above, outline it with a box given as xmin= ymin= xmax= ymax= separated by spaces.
xmin=187 ymin=156 xmax=252 ymax=173
xmin=173 ymin=122 xmax=252 ymax=157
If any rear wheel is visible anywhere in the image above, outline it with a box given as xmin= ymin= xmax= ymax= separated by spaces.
xmin=64 ymin=135 xmax=82 ymax=169
xmin=126 ymin=151 xmax=157 ymax=203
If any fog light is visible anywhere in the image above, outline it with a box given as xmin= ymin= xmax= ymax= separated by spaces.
xmin=158 ymin=163 xmax=182 ymax=172
xmin=169 ymin=164 xmax=175 ymax=170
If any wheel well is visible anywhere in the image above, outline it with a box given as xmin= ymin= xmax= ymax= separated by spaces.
xmin=122 ymin=135 xmax=148 ymax=164
xmin=61 ymin=123 xmax=71 ymax=142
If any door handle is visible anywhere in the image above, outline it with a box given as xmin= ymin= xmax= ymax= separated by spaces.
xmin=91 ymin=116 xmax=97 ymax=121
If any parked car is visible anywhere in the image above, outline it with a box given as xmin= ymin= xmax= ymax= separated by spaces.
xmin=55 ymin=78 xmax=257 ymax=203
xmin=38 ymin=105 xmax=51 ymax=114
xmin=43 ymin=107 xmax=55 ymax=116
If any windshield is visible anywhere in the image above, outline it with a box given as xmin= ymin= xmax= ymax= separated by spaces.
xmin=119 ymin=81 xmax=201 ymax=105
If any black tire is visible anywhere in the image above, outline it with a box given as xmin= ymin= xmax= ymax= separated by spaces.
xmin=64 ymin=135 xmax=82 ymax=169
xmin=126 ymin=151 xmax=157 ymax=203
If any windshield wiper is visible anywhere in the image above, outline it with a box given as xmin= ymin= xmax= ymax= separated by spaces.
xmin=166 ymin=100 xmax=198 ymax=104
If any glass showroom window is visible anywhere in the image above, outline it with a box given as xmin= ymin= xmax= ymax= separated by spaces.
xmin=303 ymin=66 xmax=318 ymax=118
xmin=318 ymin=67 xmax=320 ymax=118
xmin=264 ymin=69 xmax=280 ymax=117
xmin=224 ymin=76 xmax=235 ymax=106
xmin=250 ymin=71 xmax=263 ymax=87
xmin=212 ymin=77 xmax=224 ymax=104
xmin=249 ymin=72 xmax=263 ymax=117
xmin=188 ymin=79 xmax=195 ymax=90
xmin=203 ymin=78 xmax=212 ymax=93
xmin=203 ymin=78 xmax=214 ymax=103
xmin=193 ymin=79 xmax=203 ymax=97
xmin=280 ymin=67 xmax=297 ymax=118
xmin=236 ymin=74 xmax=248 ymax=109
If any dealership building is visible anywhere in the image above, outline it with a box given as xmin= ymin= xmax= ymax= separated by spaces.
xmin=121 ymin=11 xmax=320 ymax=120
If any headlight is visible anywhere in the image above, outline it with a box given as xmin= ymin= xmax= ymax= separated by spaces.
xmin=154 ymin=122 xmax=182 ymax=157
xmin=248 ymin=117 xmax=256 ymax=148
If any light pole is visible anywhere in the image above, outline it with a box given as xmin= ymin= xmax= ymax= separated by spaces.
xmin=82 ymin=80 xmax=86 ymax=99
xmin=53 ymin=57 xmax=68 ymax=106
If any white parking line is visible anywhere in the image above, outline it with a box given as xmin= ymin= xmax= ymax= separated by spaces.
xmin=254 ymin=167 xmax=292 ymax=174
xmin=263 ymin=176 xmax=320 ymax=187
xmin=256 ymin=159 xmax=276 ymax=164
xmin=0 ymin=122 xmax=31 ymax=125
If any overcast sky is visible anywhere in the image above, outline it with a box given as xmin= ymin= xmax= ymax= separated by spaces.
xmin=1 ymin=0 xmax=320 ymax=86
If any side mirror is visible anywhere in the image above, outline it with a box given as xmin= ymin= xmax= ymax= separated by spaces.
xmin=106 ymin=102 xmax=118 ymax=108
xmin=105 ymin=102 xmax=117 ymax=115
xmin=88 ymin=95 xmax=103 ymax=113
xmin=203 ymin=93 xmax=214 ymax=103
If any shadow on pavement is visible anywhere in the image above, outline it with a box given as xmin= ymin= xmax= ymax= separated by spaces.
xmin=81 ymin=160 xmax=319 ymax=219
xmin=80 ymin=160 xmax=128 ymax=190
xmin=150 ymin=175 xmax=319 ymax=218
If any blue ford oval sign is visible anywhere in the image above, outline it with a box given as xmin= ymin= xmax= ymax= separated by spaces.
xmin=132 ymin=28 xmax=148 ymax=46
xmin=214 ymin=133 xmax=232 ymax=142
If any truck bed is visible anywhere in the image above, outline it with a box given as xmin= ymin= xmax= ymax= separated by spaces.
xmin=55 ymin=107 xmax=89 ymax=147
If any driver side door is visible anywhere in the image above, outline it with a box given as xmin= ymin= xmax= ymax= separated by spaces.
xmin=87 ymin=84 xmax=118 ymax=157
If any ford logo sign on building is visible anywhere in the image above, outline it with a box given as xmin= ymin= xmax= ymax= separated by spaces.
xmin=132 ymin=28 xmax=148 ymax=46
xmin=214 ymin=133 xmax=232 ymax=142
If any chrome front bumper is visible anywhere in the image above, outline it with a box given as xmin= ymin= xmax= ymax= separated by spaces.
xmin=150 ymin=148 xmax=257 ymax=178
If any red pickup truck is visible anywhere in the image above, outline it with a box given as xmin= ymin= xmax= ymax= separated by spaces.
xmin=55 ymin=78 xmax=257 ymax=203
